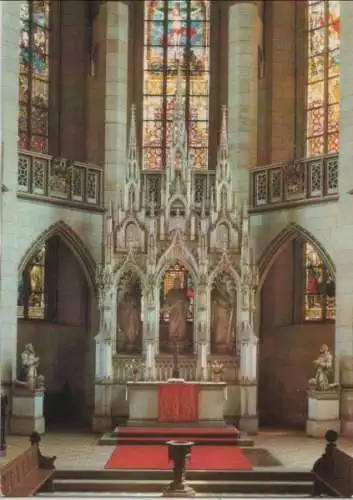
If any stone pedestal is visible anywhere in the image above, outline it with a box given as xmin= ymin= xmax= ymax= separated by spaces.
xmin=10 ymin=387 xmax=45 ymax=435
xmin=238 ymin=383 xmax=258 ymax=435
xmin=306 ymin=390 xmax=340 ymax=438
xmin=339 ymin=355 xmax=353 ymax=436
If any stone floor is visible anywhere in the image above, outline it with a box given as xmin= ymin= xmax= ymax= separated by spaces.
xmin=1 ymin=428 xmax=353 ymax=470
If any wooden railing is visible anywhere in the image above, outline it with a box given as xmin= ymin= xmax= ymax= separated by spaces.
xmin=17 ymin=149 xmax=104 ymax=211
xmin=250 ymin=153 xmax=338 ymax=212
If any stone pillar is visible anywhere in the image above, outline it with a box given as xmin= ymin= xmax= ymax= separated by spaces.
xmin=0 ymin=2 xmax=22 ymax=387
xmin=238 ymin=335 xmax=258 ymax=434
xmin=104 ymin=1 xmax=129 ymax=206
xmin=334 ymin=1 xmax=353 ymax=434
xmin=340 ymin=356 xmax=353 ymax=436
xmin=228 ymin=1 xmax=260 ymax=198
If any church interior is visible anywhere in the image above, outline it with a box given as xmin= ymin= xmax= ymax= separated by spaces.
xmin=1 ymin=0 xmax=353 ymax=497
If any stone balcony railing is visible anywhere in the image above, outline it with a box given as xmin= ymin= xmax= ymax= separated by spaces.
xmin=249 ymin=153 xmax=339 ymax=212
xmin=17 ymin=149 xmax=104 ymax=211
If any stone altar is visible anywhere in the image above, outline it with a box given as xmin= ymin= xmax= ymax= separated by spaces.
xmin=126 ymin=381 xmax=227 ymax=426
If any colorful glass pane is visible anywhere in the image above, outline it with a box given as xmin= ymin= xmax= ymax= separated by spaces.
xmin=17 ymin=245 xmax=46 ymax=319
xmin=19 ymin=1 xmax=50 ymax=153
xmin=306 ymin=0 xmax=340 ymax=157
xmin=142 ymin=0 xmax=210 ymax=170
xmin=307 ymin=135 xmax=324 ymax=157
xmin=304 ymin=242 xmax=335 ymax=321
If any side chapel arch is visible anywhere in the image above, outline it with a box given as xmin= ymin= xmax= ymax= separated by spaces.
xmin=18 ymin=220 xmax=97 ymax=295
xmin=258 ymin=223 xmax=335 ymax=291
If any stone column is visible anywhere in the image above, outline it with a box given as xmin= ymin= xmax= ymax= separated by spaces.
xmin=0 ymin=2 xmax=22 ymax=388
xmin=228 ymin=1 xmax=260 ymax=198
xmin=334 ymin=0 xmax=353 ymax=435
xmin=104 ymin=1 xmax=129 ymax=207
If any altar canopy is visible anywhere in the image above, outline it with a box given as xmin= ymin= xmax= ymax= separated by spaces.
xmin=158 ymin=382 xmax=199 ymax=422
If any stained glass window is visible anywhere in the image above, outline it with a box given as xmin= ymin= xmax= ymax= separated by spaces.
xmin=17 ymin=245 xmax=46 ymax=319
xmin=304 ymin=242 xmax=335 ymax=321
xmin=143 ymin=1 xmax=210 ymax=170
xmin=19 ymin=1 xmax=50 ymax=153
xmin=306 ymin=1 xmax=340 ymax=157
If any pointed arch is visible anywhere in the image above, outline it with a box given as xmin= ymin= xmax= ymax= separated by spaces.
xmin=208 ymin=252 xmax=240 ymax=288
xmin=18 ymin=220 xmax=97 ymax=294
xmin=155 ymin=233 xmax=199 ymax=287
xmin=258 ymin=222 xmax=335 ymax=290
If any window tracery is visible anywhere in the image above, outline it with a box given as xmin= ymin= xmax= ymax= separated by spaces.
xmin=306 ymin=0 xmax=340 ymax=157
xmin=143 ymin=0 xmax=210 ymax=170
xmin=19 ymin=0 xmax=50 ymax=153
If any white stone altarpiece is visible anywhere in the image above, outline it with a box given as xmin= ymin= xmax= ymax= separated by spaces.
xmin=93 ymin=75 xmax=259 ymax=433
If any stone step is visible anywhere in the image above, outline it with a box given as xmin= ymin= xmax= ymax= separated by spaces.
xmin=53 ymin=478 xmax=313 ymax=495
xmin=56 ymin=469 xmax=313 ymax=482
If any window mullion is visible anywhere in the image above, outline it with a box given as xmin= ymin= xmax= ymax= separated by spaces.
xmin=324 ymin=1 xmax=329 ymax=154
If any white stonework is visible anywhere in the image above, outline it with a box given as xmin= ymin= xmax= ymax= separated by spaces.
xmin=94 ymin=90 xmax=259 ymax=430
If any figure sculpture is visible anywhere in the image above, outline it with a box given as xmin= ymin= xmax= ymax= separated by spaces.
xmin=212 ymin=281 xmax=235 ymax=353
xmin=308 ymin=344 xmax=339 ymax=391
xmin=118 ymin=283 xmax=141 ymax=352
xmin=162 ymin=288 xmax=188 ymax=345
xmin=19 ymin=343 xmax=45 ymax=389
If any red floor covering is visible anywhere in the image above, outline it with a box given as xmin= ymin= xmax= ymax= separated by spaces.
xmin=105 ymin=445 xmax=252 ymax=471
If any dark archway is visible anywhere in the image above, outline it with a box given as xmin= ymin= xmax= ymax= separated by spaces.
xmin=258 ymin=228 xmax=335 ymax=429
xmin=17 ymin=225 xmax=97 ymax=428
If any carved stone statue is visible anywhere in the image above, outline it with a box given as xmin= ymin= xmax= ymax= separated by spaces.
xmin=211 ymin=281 xmax=235 ymax=353
xmin=161 ymin=288 xmax=188 ymax=345
xmin=19 ymin=343 xmax=44 ymax=389
xmin=308 ymin=344 xmax=338 ymax=391
xmin=117 ymin=284 xmax=141 ymax=352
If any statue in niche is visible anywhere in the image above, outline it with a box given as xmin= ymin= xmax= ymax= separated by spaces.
xmin=161 ymin=283 xmax=188 ymax=347
xmin=117 ymin=279 xmax=141 ymax=353
xmin=211 ymin=277 xmax=236 ymax=354
xmin=308 ymin=344 xmax=338 ymax=391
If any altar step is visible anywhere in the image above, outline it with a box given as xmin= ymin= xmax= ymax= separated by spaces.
xmin=98 ymin=425 xmax=254 ymax=447
xmin=53 ymin=470 xmax=314 ymax=495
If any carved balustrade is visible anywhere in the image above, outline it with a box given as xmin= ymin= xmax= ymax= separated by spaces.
xmin=250 ymin=153 xmax=338 ymax=211
xmin=17 ymin=149 xmax=104 ymax=211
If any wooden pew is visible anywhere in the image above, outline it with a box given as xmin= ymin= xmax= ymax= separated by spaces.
xmin=0 ymin=433 xmax=56 ymax=497
xmin=312 ymin=429 xmax=353 ymax=497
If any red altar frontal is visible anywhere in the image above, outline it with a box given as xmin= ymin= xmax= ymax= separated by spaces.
xmin=158 ymin=383 xmax=199 ymax=422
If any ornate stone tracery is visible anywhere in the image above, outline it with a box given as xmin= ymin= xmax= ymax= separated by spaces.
xmin=95 ymin=94 xmax=258 ymax=383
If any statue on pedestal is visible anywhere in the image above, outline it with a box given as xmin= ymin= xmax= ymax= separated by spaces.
xmin=211 ymin=278 xmax=236 ymax=354
xmin=308 ymin=344 xmax=338 ymax=391
xmin=19 ymin=343 xmax=45 ymax=390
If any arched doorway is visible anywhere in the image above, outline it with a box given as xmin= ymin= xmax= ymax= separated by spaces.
xmin=17 ymin=232 xmax=96 ymax=428
xmin=258 ymin=234 xmax=335 ymax=429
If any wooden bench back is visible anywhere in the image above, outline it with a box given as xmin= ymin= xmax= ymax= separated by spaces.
xmin=1 ymin=445 xmax=39 ymax=496
xmin=314 ymin=445 xmax=353 ymax=497
xmin=329 ymin=447 xmax=353 ymax=497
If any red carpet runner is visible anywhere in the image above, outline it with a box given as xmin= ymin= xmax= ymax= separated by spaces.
xmin=105 ymin=445 xmax=251 ymax=471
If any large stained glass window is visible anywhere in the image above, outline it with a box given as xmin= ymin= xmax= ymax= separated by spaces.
xmin=143 ymin=1 xmax=210 ymax=170
xmin=304 ymin=242 xmax=335 ymax=321
xmin=19 ymin=1 xmax=50 ymax=153
xmin=306 ymin=1 xmax=340 ymax=157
